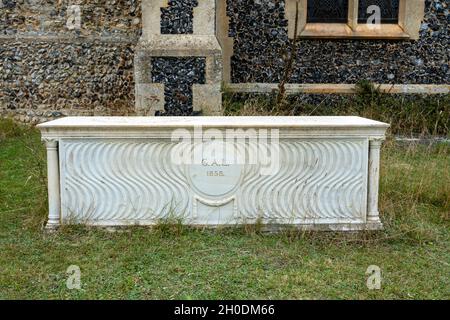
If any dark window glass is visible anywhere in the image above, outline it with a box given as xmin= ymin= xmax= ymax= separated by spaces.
xmin=307 ymin=0 xmax=349 ymax=23
xmin=358 ymin=0 xmax=400 ymax=24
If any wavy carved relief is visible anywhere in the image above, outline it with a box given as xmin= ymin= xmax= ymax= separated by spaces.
xmin=60 ymin=139 xmax=367 ymax=224
xmin=240 ymin=140 xmax=367 ymax=221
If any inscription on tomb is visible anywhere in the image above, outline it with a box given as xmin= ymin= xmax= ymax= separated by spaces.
xmin=188 ymin=143 xmax=243 ymax=198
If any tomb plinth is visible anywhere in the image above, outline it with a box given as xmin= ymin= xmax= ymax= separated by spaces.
xmin=135 ymin=0 xmax=223 ymax=116
xmin=38 ymin=116 xmax=389 ymax=231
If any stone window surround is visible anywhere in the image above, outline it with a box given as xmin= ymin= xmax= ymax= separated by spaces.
xmin=285 ymin=0 xmax=426 ymax=40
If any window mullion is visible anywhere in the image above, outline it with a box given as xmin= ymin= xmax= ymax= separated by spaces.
xmin=287 ymin=0 xmax=307 ymax=39
xmin=398 ymin=0 xmax=407 ymax=30
xmin=348 ymin=0 xmax=359 ymax=30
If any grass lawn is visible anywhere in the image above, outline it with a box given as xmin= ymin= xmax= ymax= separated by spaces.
xmin=0 ymin=120 xmax=449 ymax=299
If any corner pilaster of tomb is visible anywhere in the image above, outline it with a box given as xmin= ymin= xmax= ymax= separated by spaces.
xmin=42 ymin=138 xmax=61 ymax=231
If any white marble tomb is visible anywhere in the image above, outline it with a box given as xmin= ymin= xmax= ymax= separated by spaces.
xmin=38 ymin=116 xmax=389 ymax=231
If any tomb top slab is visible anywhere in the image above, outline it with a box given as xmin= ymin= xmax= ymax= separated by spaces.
xmin=38 ymin=116 xmax=389 ymax=139
xmin=38 ymin=116 xmax=389 ymax=129
xmin=39 ymin=116 xmax=388 ymax=231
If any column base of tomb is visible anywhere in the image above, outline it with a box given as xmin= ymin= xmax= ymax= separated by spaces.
xmin=134 ymin=35 xmax=223 ymax=116
xmin=261 ymin=222 xmax=384 ymax=233
xmin=44 ymin=222 xmax=60 ymax=233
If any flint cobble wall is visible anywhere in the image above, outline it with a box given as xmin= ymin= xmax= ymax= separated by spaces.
xmin=0 ymin=0 xmax=448 ymax=123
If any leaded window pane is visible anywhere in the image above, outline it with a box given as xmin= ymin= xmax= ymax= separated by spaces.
xmin=307 ymin=0 xmax=349 ymax=23
xmin=358 ymin=0 xmax=400 ymax=24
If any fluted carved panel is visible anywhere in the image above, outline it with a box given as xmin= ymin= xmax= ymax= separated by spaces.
xmin=239 ymin=140 xmax=368 ymax=221
xmin=60 ymin=140 xmax=191 ymax=223
xmin=59 ymin=139 xmax=368 ymax=224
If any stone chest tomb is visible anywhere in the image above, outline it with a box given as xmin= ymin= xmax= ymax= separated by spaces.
xmin=21 ymin=1 xmax=407 ymax=231
xmin=38 ymin=116 xmax=389 ymax=231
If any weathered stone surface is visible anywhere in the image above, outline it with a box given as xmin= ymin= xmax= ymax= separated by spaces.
xmin=193 ymin=83 xmax=222 ymax=115
xmin=135 ymin=83 xmax=165 ymax=115
xmin=0 ymin=40 xmax=136 ymax=123
xmin=0 ymin=0 xmax=142 ymax=37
